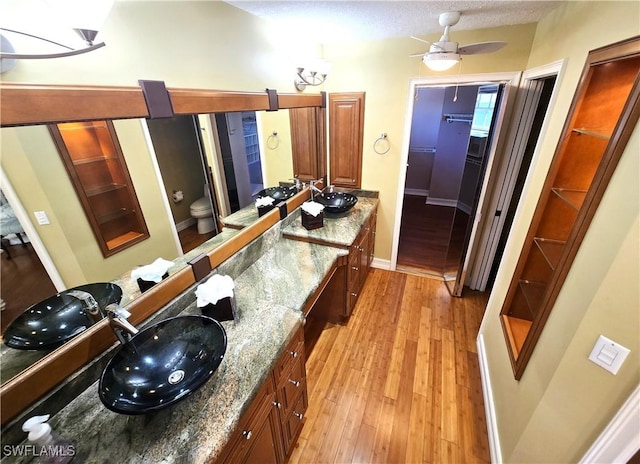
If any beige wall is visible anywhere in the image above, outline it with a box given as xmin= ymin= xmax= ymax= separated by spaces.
xmin=323 ymin=23 xmax=537 ymax=261
xmin=479 ymin=2 xmax=640 ymax=462
xmin=0 ymin=1 xmax=304 ymax=285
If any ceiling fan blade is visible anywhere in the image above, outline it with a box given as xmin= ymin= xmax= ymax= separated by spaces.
xmin=410 ymin=35 xmax=431 ymax=45
xmin=458 ymin=41 xmax=507 ymax=55
xmin=409 ymin=52 xmax=426 ymax=58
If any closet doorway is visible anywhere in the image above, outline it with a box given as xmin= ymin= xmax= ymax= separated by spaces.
xmin=396 ymin=83 xmax=503 ymax=279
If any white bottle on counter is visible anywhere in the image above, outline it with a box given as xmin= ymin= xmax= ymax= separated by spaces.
xmin=22 ymin=415 xmax=75 ymax=463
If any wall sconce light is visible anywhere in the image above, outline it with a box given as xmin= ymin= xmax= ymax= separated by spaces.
xmin=294 ymin=60 xmax=331 ymax=91
xmin=0 ymin=0 xmax=114 ymax=69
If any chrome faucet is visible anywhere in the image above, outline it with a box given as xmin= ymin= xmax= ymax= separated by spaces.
xmin=309 ymin=180 xmax=323 ymax=201
xmin=106 ymin=304 xmax=139 ymax=345
xmin=289 ymin=177 xmax=303 ymax=191
xmin=67 ymin=290 xmax=101 ymax=321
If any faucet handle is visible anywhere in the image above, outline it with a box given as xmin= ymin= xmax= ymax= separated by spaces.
xmin=106 ymin=304 xmax=131 ymax=320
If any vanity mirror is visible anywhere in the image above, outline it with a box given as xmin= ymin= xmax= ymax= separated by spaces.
xmin=0 ymin=82 xmax=326 ymax=425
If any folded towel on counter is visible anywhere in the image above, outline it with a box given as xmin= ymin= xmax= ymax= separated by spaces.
xmin=196 ymin=274 xmax=235 ymax=307
xmin=131 ymin=258 xmax=173 ymax=283
xmin=301 ymin=201 xmax=324 ymax=217
xmin=256 ymin=196 xmax=275 ymax=207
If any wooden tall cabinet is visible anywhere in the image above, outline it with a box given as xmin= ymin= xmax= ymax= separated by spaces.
xmin=500 ymin=37 xmax=640 ymax=379
xmin=290 ymin=107 xmax=327 ymax=184
xmin=329 ymin=92 xmax=365 ymax=188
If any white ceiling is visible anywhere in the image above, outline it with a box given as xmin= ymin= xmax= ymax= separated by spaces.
xmin=224 ymin=0 xmax=562 ymax=44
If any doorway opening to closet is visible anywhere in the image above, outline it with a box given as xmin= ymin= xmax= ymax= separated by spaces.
xmin=397 ymin=83 xmax=502 ymax=278
xmin=393 ymin=66 xmax=561 ymax=297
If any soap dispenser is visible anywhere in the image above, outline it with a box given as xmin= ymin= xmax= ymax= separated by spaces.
xmin=22 ymin=415 xmax=75 ymax=463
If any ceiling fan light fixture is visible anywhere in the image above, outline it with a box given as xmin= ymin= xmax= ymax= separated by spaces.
xmin=423 ymin=52 xmax=460 ymax=71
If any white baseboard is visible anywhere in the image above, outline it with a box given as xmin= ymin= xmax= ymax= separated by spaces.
xmin=176 ymin=217 xmax=196 ymax=232
xmin=477 ymin=334 xmax=502 ymax=463
xmin=371 ymin=258 xmax=392 ymax=270
xmin=404 ymin=188 xmax=429 ymax=197
xmin=457 ymin=200 xmax=473 ymax=215
xmin=425 ymin=197 xmax=458 ymax=208
xmin=580 ymin=385 xmax=640 ymax=464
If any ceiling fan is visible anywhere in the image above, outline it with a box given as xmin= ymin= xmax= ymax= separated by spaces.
xmin=411 ymin=11 xmax=507 ymax=71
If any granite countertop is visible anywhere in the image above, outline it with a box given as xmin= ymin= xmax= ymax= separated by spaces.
xmin=0 ymin=228 xmax=241 ymax=385
xmin=282 ymin=196 xmax=379 ymax=247
xmin=4 ymin=238 xmax=345 ymax=464
xmin=221 ymin=203 xmax=260 ymax=229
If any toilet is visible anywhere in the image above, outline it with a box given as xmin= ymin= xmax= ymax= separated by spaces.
xmin=189 ymin=196 xmax=215 ymax=234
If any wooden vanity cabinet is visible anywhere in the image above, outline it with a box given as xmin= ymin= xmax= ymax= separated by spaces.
xmin=216 ymin=326 xmax=307 ymax=464
xmin=346 ymin=207 xmax=377 ymax=317
xmin=499 ymin=37 xmax=640 ymax=379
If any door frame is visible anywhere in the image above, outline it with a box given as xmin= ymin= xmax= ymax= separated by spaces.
xmin=465 ymin=60 xmax=566 ymax=291
xmin=391 ymin=71 xmax=522 ymax=272
xmin=0 ymin=168 xmax=65 ymax=290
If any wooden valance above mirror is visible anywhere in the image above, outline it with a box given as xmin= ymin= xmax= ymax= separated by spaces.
xmin=0 ymin=81 xmax=325 ymax=426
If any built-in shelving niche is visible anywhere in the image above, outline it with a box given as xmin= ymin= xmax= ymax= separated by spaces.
xmin=50 ymin=121 xmax=150 ymax=257
xmin=500 ymin=36 xmax=640 ymax=379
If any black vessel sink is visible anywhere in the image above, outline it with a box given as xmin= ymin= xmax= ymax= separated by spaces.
xmin=315 ymin=192 xmax=358 ymax=214
xmin=3 ymin=283 xmax=123 ymax=350
xmin=99 ymin=315 xmax=227 ymax=415
xmin=257 ymin=186 xmax=297 ymax=202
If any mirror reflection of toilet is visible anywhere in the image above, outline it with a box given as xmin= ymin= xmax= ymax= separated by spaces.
xmin=189 ymin=196 xmax=215 ymax=234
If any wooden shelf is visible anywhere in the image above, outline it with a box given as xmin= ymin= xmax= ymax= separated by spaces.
xmin=551 ymin=188 xmax=587 ymax=211
xmin=499 ymin=37 xmax=640 ymax=380
xmin=534 ymin=237 xmax=566 ymax=270
xmin=571 ymin=128 xmax=610 ymax=140
xmin=106 ymin=231 xmax=145 ymax=250
xmin=72 ymin=155 xmax=118 ymax=166
xmin=518 ymin=280 xmax=547 ymax=318
xmin=502 ymin=315 xmax=533 ymax=359
xmin=86 ymin=183 xmax=127 ymax=197
xmin=50 ymin=120 xmax=150 ymax=257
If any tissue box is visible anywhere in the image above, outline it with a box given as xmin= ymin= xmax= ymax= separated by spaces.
xmin=302 ymin=210 xmax=324 ymax=230
xmin=137 ymin=272 xmax=169 ymax=293
xmin=257 ymin=204 xmax=276 ymax=217
xmin=201 ymin=296 xmax=237 ymax=322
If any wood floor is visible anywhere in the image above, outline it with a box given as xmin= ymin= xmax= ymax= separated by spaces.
xmin=292 ymin=268 xmax=490 ymax=464
xmin=178 ymin=223 xmax=216 ymax=254
xmin=1 ymin=240 xmax=57 ymax=333
xmin=397 ymin=196 xmax=469 ymax=278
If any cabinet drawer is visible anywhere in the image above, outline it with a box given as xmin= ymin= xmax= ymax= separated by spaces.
xmin=283 ymin=389 xmax=308 ymax=454
xmin=218 ymin=375 xmax=278 ymax=463
xmin=277 ymin=358 xmax=306 ymax=417
xmin=274 ymin=328 xmax=305 ymax=380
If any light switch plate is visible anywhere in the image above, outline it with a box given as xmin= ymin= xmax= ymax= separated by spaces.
xmin=34 ymin=211 xmax=50 ymax=225
xmin=588 ymin=335 xmax=630 ymax=375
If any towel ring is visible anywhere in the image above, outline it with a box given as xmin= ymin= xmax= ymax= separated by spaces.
xmin=267 ymin=131 xmax=279 ymax=150
xmin=374 ymin=133 xmax=390 ymax=155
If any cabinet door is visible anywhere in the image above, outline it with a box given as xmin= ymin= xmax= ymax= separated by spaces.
xmin=290 ymin=107 xmax=319 ymax=182
xmin=329 ymin=92 xmax=365 ymax=188
xmin=499 ymin=37 xmax=640 ymax=379
xmin=221 ymin=376 xmax=283 ymax=464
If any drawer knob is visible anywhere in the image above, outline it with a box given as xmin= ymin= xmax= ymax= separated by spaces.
xmin=288 ymin=379 xmax=301 ymax=388
xmin=294 ymin=412 xmax=304 ymax=420
xmin=290 ymin=350 xmax=298 ymax=358
xmin=242 ymin=430 xmax=252 ymax=440
xmin=273 ymin=401 xmax=281 ymax=409
xmin=352 ymin=266 xmax=359 ymax=271
xmin=351 ymin=292 xmax=358 ymax=297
